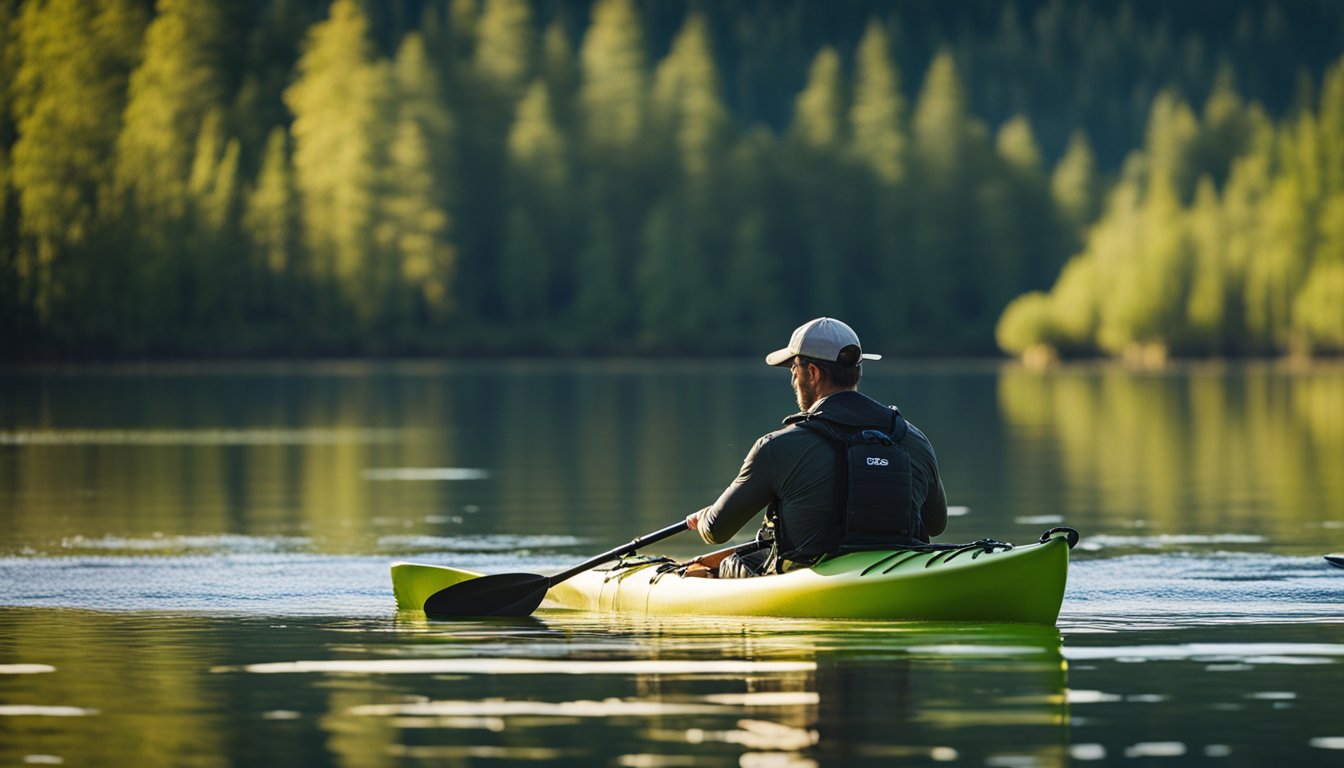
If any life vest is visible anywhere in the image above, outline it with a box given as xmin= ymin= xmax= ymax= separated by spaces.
xmin=768 ymin=407 xmax=920 ymax=565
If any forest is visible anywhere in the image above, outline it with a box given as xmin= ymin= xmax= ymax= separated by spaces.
xmin=2 ymin=0 xmax=1342 ymax=360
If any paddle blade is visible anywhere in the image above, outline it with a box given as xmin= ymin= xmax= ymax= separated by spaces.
xmin=423 ymin=572 xmax=550 ymax=618
xmin=1326 ymin=555 xmax=1344 ymax=569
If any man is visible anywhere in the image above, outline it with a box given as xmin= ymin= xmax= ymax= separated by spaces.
xmin=686 ymin=318 xmax=948 ymax=578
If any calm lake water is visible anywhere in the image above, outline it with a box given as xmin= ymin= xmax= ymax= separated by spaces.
xmin=1 ymin=360 xmax=1342 ymax=766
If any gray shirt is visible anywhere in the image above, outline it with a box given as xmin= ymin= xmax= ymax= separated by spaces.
xmin=693 ymin=390 xmax=948 ymax=553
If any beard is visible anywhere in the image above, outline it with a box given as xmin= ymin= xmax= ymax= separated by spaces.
xmin=794 ymin=374 xmax=819 ymax=411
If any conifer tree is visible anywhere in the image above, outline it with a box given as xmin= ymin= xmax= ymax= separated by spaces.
xmin=651 ymin=11 xmax=729 ymax=195
xmin=849 ymin=19 xmax=905 ymax=186
xmin=540 ymin=20 xmax=577 ymax=130
xmin=573 ymin=0 xmax=650 ymax=338
xmin=502 ymin=79 xmax=570 ymax=337
xmin=790 ymin=47 xmax=844 ymax=151
xmin=244 ymin=127 xmax=298 ymax=280
xmin=1184 ymin=178 xmax=1232 ymax=351
xmin=284 ymin=0 xmax=386 ymax=330
xmin=911 ymin=51 xmax=975 ymax=186
xmin=383 ymin=32 xmax=455 ymax=337
xmin=579 ymin=0 xmax=648 ymax=160
xmin=473 ymin=0 xmax=534 ymax=99
xmin=10 ymin=0 xmax=146 ymax=331
xmin=1051 ymin=130 xmax=1101 ymax=231
xmin=115 ymin=0 xmax=227 ymax=227
xmin=909 ymin=51 xmax=988 ymax=343
xmin=784 ymin=46 xmax=852 ymax=317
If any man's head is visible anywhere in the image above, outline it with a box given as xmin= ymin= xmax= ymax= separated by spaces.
xmin=766 ymin=318 xmax=879 ymax=410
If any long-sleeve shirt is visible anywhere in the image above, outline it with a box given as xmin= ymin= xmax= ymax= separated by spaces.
xmin=691 ymin=390 xmax=948 ymax=556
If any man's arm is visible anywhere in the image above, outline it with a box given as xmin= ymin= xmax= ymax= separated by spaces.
xmin=686 ymin=436 xmax=776 ymax=544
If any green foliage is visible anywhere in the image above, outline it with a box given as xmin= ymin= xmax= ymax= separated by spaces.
xmin=1050 ymin=131 xmax=1101 ymax=231
xmin=115 ymin=0 xmax=227 ymax=226
xmin=9 ymin=0 xmax=146 ymax=345
xmin=849 ymin=20 xmax=905 ymax=185
xmin=2 ymin=0 xmax=1343 ymax=359
xmin=284 ymin=0 xmax=384 ymax=330
xmin=1001 ymin=62 xmax=1344 ymax=361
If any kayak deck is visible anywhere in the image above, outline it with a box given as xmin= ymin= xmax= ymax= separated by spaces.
xmin=548 ymin=531 xmax=1071 ymax=624
xmin=393 ymin=529 xmax=1074 ymax=625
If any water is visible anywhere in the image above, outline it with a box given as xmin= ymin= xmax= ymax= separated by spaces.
xmin=2 ymin=361 xmax=1342 ymax=766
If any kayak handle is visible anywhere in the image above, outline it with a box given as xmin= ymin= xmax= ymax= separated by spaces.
xmin=1040 ymin=527 xmax=1080 ymax=549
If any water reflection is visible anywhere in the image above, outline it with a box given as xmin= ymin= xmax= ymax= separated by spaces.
xmin=997 ymin=364 xmax=1344 ymax=549
xmin=280 ymin=616 xmax=1068 ymax=767
xmin=4 ymin=362 xmax=1343 ymax=557
xmin=0 ymin=606 xmax=1072 ymax=767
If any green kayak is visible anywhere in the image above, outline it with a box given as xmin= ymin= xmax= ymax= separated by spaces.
xmin=392 ymin=528 xmax=1076 ymax=625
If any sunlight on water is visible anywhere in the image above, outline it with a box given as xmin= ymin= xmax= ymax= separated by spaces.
xmin=0 ymin=665 xmax=55 ymax=675
xmin=361 ymin=467 xmax=490 ymax=481
xmin=0 ymin=428 xmax=406 ymax=445
xmin=232 ymin=659 xmax=818 ymax=675
xmin=1062 ymin=643 xmax=1344 ymax=662
xmin=348 ymin=699 xmax=726 ymax=717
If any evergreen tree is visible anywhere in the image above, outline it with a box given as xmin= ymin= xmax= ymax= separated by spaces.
xmin=1051 ymin=130 xmax=1101 ymax=232
xmin=284 ymin=0 xmax=387 ymax=332
xmin=502 ymin=79 xmax=571 ymax=339
xmin=1143 ymin=89 xmax=1201 ymax=198
xmin=579 ymin=0 xmax=648 ymax=160
xmin=243 ymin=127 xmax=299 ymax=282
xmin=784 ymin=46 xmax=851 ymax=317
xmin=909 ymin=51 xmax=991 ymax=344
xmin=9 ymin=0 xmax=146 ymax=335
xmin=540 ymin=19 xmax=577 ymax=130
xmin=790 ymin=47 xmax=844 ymax=151
xmin=911 ymin=51 xmax=976 ymax=186
xmin=382 ymin=32 xmax=455 ymax=340
xmin=644 ymin=11 xmax=730 ymax=346
xmin=183 ymin=107 xmax=244 ymax=346
xmin=651 ymin=11 xmax=729 ymax=195
xmin=1184 ymin=178 xmax=1232 ymax=351
xmin=849 ymin=19 xmax=905 ymax=186
xmin=573 ymin=0 xmax=651 ymax=340
xmin=114 ymin=0 xmax=228 ymax=226
xmin=473 ymin=0 xmax=534 ymax=99
xmin=721 ymin=129 xmax=786 ymax=350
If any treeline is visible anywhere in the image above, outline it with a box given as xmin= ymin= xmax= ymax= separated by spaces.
xmin=1 ymin=0 xmax=1342 ymax=358
xmin=997 ymin=63 xmax=1344 ymax=362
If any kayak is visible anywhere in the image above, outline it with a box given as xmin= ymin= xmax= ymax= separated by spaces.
xmin=392 ymin=527 xmax=1076 ymax=625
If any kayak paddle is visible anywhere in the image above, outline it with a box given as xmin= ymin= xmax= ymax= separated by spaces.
xmin=1326 ymin=554 xmax=1344 ymax=569
xmin=423 ymin=520 xmax=690 ymax=618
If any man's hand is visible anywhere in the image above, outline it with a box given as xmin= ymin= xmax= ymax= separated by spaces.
xmin=683 ymin=560 xmax=716 ymax=578
xmin=685 ymin=511 xmax=701 ymax=531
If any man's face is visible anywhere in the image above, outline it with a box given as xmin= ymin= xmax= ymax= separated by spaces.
xmin=791 ymin=357 xmax=819 ymax=411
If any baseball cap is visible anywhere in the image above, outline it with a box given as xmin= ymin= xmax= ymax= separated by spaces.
xmin=764 ymin=318 xmax=882 ymax=367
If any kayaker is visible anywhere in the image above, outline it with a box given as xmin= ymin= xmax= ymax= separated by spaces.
xmin=685 ymin=318 xmax=948 ymax=577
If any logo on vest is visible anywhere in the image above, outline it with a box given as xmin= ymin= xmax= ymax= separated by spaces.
xmin=866 ymin=456 xmax=890 ymax=466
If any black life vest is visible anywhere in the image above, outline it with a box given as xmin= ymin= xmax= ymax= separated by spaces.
xmin=770 ymin=407 xmax=921 ymax=564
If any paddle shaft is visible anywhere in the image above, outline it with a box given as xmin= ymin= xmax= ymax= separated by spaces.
xmin=546 ymin=520 xmax=690 ymax=587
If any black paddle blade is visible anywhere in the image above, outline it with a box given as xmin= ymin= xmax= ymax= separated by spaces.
xmin=423 ymin=572 xmax=551 ymax=618
xmin=1326 ymin=555 xmax=1344 ymax=569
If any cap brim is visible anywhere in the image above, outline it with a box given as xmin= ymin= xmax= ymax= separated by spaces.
xmin=765 ymin=348 xmax=795 ymax=367
xmin=861 ymin=353 xmax=882 ymax=361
